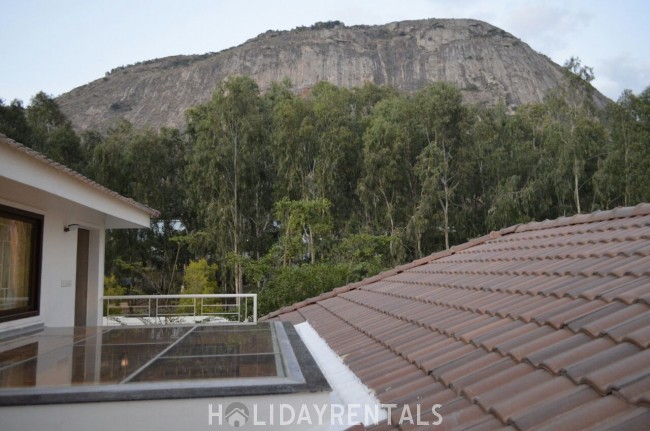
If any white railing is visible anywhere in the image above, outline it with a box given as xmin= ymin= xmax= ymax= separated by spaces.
xmin=102 ymin=294 xmax=257 ymax=326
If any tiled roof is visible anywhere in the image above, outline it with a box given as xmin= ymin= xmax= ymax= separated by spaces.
xmin=0 ymin=134 xmax=160 ymax=217
xmin=264 ymin=204 xmax=650 ymax=430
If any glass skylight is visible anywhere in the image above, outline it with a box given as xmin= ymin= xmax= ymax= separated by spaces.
xmin=0 ymin=322 xmax=324 ymax=405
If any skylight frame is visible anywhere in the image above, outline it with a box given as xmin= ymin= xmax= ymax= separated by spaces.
xmin=0 ymin=322 xmax=326 ymax=406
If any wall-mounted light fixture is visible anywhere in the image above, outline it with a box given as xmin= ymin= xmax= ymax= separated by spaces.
xmin=120 ymin=353 xmax=129 ymax=368
xmin=64 ymin=224 xmax=79 ymax=232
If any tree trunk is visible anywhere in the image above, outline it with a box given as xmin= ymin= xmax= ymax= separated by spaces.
xmin=441 ymin=140 xmax=451 ymax=250
xmin=233 ymin=135 xmax=242 ymax=295
xmin=573 ymin=156 xmax=581 ymax=214
xmin=623 ymin=125 xmax=630 ymax=207
xmin=443 ymin=190 xmax=450 ymax=250
xmin=309 ymin=225 xmax=316 ymax=264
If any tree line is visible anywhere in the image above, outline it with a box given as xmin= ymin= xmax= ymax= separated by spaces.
xmin=2 ymin=67 xmax=649 ymax=316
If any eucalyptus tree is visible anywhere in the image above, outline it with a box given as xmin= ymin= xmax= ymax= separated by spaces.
xmin=269 ymin=84 xmax=318 ymax=201
xmin=595 ymin=87 xmax=650 ymax=207
xmin=412 ymin=83 xmax=465 ymax=251
xmin=86 ymin=119 xmax=190 ymax=293
xmin=539 ymin=90 xmax=606 ymax=215
xmin=309 ymin=82 xmax=365 ymax=227
xmin=86 ymin=119 xmax=133 ymax=196
xmin=473 ymin=103 xmax=539 ymax=230
xmin=358 ymin=96 xmax=420 ymax=253
xmin=185 ymin=76 xmax=272 ymax=294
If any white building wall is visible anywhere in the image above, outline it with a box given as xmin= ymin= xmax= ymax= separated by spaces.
xmin=1 ymin=139 xmax=153 ymax=332
xmin=87 ymin=229 xmax=105 ymax=326
xmin=0 ymin=177 xmax=106 ymax=330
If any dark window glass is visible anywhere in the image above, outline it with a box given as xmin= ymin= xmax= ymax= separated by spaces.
xmin=0 ymin=205 xmax=42 ymax=322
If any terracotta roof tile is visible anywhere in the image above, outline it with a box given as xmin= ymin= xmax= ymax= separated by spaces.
xmin=563 ymin=343 xmax=641 ymax=387
xmin=431 ymin=312 xmax=483 ymax=333
xmin=617 ymin=374 xmax=650 ymax=405
xmin=578 ymin=303 xmax=650 ymax=338
xmin=448 ymin=357 xmax=515 ymax=393
xmin=573 ymin=275 xmax=633 ymax=301
xmin=475 ymin=368 xmax=555 ymax=410
xmin=347 ymin=348 xmax=396 ymax=370
xmin=539 ymin=337 xmax=618 ymax=374
xmin=266 ymin=204 xmax=650 ymax=429
xmin=421 ymin=343 xmax=477 ymax=373
xmin=379 ymin=376 xmax=441 ymax=404
xmin=404 ymin=337 xmax=458 ymax=365
xmin=445 ymin=315 xmax=502 ymax=337
xmin=502 ymin=295 xmax=557 ymax=319
xmin=542 ymin=299 xmax=611 ymax=329
xmin=276 ymin=310 xmax=305 ymax=324
xmin=525 ymin=333 xmax=594 ymax=367
xmin=466 ymin=320 xmax=525 ymax=347
xmin=394 ymin=332 xmax=442 ymax=358
xmin=528 ymin=396 xmax=633 ymax=431
xmin=599 ymin=277 xmax=650 ymax=304
xmin=437 ymin=351 xmax=502 ymax=386
xmin=516 ymin=296 xmax=576 ymax=323
xmin=458 ymin=318 xmax=519 ymax=344
xmin=367 ymin=366 xmax=424 ymax=394
xmin=479 ymin=322 xmax=547 ymax=352
xmin=461 ymin=362 xmax=536 ymax=402
xmin=582 ymin=349 xmax=650 ymax=395
xmin=508 ymin=385 xmax=601 ymax=429
xmin=588 ymin=407 xmax=650 ymax=431
xmin=506 ymin=329 xmax=575 ymax=362
xmin=623 ymin=325 xmax=650 ymax=349
xmin=488 ymin=376 xmax=576 ymax=423
xmin=566 ymin=302 xmax=629 ymax=334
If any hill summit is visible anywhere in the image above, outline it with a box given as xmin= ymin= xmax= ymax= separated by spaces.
xmin=57 ymin=18 xmax=607 ymax=131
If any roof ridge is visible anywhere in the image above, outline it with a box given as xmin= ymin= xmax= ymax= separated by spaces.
xmin=1 ymin=133 xmax=160 ymax=217
xmin=510 ymin=204 xmax=650 ymax=234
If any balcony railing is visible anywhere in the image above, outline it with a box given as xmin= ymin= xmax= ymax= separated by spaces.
xmin=102 ymin=294 xmax=257 ymax=326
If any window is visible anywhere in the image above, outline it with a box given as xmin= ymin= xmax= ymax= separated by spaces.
xmin=0 ymin=205 xmax=42 ymax=323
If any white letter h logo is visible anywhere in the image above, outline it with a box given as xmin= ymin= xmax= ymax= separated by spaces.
xmin=209 ymin=404 xmax=223 ymax=426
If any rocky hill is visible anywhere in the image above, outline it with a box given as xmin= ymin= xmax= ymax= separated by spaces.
xmin=57 ymin=19 xmax=608 ymax=131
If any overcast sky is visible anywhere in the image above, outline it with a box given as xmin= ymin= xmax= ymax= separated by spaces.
xmin=1 ymin=0 xmax=648 ymax=105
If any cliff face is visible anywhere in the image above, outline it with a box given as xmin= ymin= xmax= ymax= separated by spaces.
xmin=57 ymin=19 xmax=607 ymax=131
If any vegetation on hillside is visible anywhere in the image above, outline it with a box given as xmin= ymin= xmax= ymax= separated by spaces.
xmin=2 ymin=69 xmax=649 ymax=316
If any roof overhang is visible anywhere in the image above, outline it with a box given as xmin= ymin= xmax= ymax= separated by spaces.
xmin=0 ymin=134 xmax=158 ymax=229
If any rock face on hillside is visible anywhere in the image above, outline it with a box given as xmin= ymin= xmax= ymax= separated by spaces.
xmin=57 ymin=19 xmax=607 ymax=131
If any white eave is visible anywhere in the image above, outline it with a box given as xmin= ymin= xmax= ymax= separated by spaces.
xmin=0 ymin=134 xmax=159 ymax=229
xmin=295 ymin=321 xmax=387 ymax=430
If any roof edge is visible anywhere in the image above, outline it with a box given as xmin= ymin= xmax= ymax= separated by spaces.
xmin=261 ymin=203 xmax=650 ymax=321
xmin=0 ymin=134 xmax=160 ymax=218
xmin=509 ymin=203 xmax=650 ymax=234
